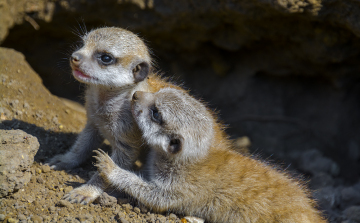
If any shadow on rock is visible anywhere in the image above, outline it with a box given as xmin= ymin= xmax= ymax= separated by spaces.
xmin=0 ymin=119 xmax=77 ymax=163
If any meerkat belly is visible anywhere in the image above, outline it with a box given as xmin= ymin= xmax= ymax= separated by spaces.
xmin=91 ymin=98 xmax=138 ymax=149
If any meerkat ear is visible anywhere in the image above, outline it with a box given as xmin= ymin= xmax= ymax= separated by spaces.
xmin=133 ymin=62 xmax=150 ymax=83
xmin=167 ymin=137 xmax=183 ymax=154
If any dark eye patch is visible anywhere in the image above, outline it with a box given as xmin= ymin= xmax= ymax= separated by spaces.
xmin=150 ymin=105 xmax=162 ymax=124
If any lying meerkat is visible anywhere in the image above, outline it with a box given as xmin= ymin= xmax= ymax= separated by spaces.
xmin=47 ymin=27 xmax=182 ymax=204
xmin=94 ymin=88 xmax=327 ymax=223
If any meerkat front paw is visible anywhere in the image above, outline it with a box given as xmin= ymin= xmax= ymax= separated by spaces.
xmin=63 ymin=185 xmax=101 ymax=205
xmin=93 ymin=149 xmax=118 ymax=183
xmin=46 ymin=153 xmax=79 ymax=170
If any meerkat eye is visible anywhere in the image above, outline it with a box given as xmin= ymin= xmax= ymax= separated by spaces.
xmin=150 ymin=106 xmax=162 ymax=124
xmin=99 ymin=54 xmax=114 ymax=65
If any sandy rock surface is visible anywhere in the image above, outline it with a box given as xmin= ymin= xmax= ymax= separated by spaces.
xmin=0 ymin=130 xmax=39 ymax=198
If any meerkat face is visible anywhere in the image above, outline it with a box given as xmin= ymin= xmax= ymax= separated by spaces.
xmin=70 ymin=27 xmax=151 ymax=87
xmin=131 ymin=88 xmax=214 ymax=161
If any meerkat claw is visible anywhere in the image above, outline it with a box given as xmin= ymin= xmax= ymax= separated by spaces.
xmin=93 ymin=149 xmax=117 ymax=180
xmin=62 ymin=190 xmax=95 ymax=205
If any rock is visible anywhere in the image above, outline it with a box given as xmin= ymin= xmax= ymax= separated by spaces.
xmin=310 ymin=172 xmax=334 ymax=190
xmin=298 ymin=149 xmax=340 ymax=176
xmin=133 ymin=207 xmax=141 ymax=214
xmin=169 ymin=213 xmax=177 ymax=220
xmin=49 ymin=206 xmax=56 ymax=212
xmin=30 ymin=215 xmax=43 ymax=223
xmin=122 ymin=203 xmax=133 ymax=213
xmin=36 ymin=177 xmax=45 ymax=184
xmin=184 ymin=216 xmax=205 ymax=223
xmin=117 ymin=197 xmax=131 ymax=205
xmin=57 ymin=200 xmax=74 ymax=209
xmin=348 ymin=141 xmax=360 ymax=161
xmin=341 ymin=187 xmax=360 ymax=209
xmin=7 ymin=218 xmax=17 ymax=223
xmin=343 ymin=206 xmax=360 ymax=222
xmin=0 ymin=130 xmax=39 ymax=198
xmin=63 ymin=186 xmax=73 ymax=194
xmin=313 ymin=186 xmax=341 ymax=211
xmin=118 ymin=217 xmax=129 ymax=223
xmin=139 ymin=205 xmax=148 ymax=213
xmin=17 ymin=214 xmax=26 ymax=220
xmin=41 ymin=165 xmax=51 ymax=173
xmin=0 ymin=214 xmax=5 ymax=221
xmin=157 ymin=216 xmax=167 ymax=223
xmin=145 ymin=213 xmax=156 ymax=222
xmin=35 ymin=168 xmax=42 ymax=174
xmin=93 ymin=192 xmax=117 ymax=207
xmin=76 ymin=214 xmax=93 ymax=222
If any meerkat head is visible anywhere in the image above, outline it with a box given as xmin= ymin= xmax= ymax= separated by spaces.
xmin=131 ymin=88 xmax=214 ymax=161
xmin=70 ymin=27 xmax=151 ymax=87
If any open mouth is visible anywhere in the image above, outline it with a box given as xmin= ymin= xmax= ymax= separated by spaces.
xmin=73 ymin=69 xmax=93 ymax=80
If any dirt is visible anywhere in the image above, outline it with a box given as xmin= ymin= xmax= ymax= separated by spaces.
xmin=0 ymin=163 xmax=185 ymax=223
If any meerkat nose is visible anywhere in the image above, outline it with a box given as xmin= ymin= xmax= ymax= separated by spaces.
xmin=71 ymin=53 xmax=82 ymax=65
xmin=133 ymin=91 xmax=147 ymax=101
xmin=133 ymin=91 xmax=140 ymax=101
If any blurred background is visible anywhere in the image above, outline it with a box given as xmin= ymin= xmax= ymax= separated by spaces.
xmin=1 ymin=0 xmax=360 ymax=220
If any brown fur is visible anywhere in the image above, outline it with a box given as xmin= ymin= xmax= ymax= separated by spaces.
xmin=147 ymin=74 xmax=184 ymax=92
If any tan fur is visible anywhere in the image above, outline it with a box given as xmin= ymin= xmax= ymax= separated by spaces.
xmin=147 ymin=74 xmax=184 ymax=92
xmin=94 ymin=88 xmax=326 ymax=223
xmin=119 ymin=55 xmax=137 ymax=68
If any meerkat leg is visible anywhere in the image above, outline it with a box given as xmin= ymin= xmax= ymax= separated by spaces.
xmin=61 ymin=142 xmax=140 ymax=205
xmin=62 ymin=171 xmax=106 ymax=205
xmin=47 ymin=122 xmax=103 ymax=170
xmin=94 ymin=149 xmax=184 ymax=210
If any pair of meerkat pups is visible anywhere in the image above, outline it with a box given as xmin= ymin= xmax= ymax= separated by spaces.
xmin=48 ymin=27 xmax=182 ymax=204
xmin=48 ymin=27 xmax=326 ymax=222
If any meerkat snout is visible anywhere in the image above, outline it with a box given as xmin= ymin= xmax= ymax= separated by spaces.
xmin=70 ymin=52 xmax=82 ymax=66
xmin=132 ymin=91 xmax=141 ymax=101
xmin=132 ymin=91 xmax=153 ymax=103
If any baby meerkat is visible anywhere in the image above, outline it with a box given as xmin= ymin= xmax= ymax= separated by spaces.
xmin=47 ymin=27 xmax=181 ymax=204
xmin=94 ymin=88 xmax=327 ymax=223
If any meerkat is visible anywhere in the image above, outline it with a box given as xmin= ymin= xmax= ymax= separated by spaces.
xmin=94 ymin=88 xmax=327 ymax=223
xmin=47 ymin=27 xmax=182 ymax=204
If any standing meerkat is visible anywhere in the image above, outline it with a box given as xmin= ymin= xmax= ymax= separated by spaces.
xmin=47 ymin=27 xmax=182 ymax=204
xmin=94 ymin=88 xmax=327 ymax=223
